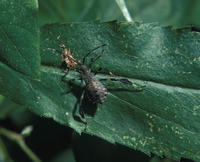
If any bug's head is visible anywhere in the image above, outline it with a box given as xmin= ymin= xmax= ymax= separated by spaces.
xmin=77 ymin=60 xmax=86 ymax=71
xmin=80 ymin=64 xmax=89 ymax=74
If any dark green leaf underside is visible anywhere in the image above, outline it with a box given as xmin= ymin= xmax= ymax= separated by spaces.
xmin=1 ymin=21 xmax=200 ymax=161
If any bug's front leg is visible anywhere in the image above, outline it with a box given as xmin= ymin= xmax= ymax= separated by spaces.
xmin=94 ymin=67 xmax=114 ymax=76
xmin=69 ymin=77 xmax=82 ymax=83
xmin=88 ymin=50 xmax=105 ymax=68
xmin=83 ymin=44 xmax=107 ymax=64
xmin=61 ymin=77 xmax=82 ymax=95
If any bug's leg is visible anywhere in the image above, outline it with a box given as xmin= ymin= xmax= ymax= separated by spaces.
xmin=94 ymin=67 xmax=114 ymax=76
xmin=69 ymin=77 xmax=81 ymax=83
xmin=79 ymin=89 xmax=85 ymax=118
xmin=88 ymin=50 xmax=105 ymax=68
xmin=99 ymin=78 xmax=145 ymax=91
xmin=79 ymin=89 xmax=87 ymax=125
xmin=61 ymin=68 xmax=69 ymax=81
xmin=88 ymin=50 xmax=114 ymax=75
xmin=61 ymin=73 xmax=81 ymax=84
xmin=94 ymin=67 xmax=103 ymax=75
xmin=69 ymin=77 xmax=82 ymax=89
xmin=61 ymin=77 xmax=82 ymax=95
xmin=83 ymin=44 xmax=107 ymax=64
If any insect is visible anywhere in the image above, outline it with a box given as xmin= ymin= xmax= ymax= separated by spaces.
xmin=61 ymin=44 xmax=77 ymax=69
xmin=60 ymin=44 xmax=78 ymax=79
xmin=62 ymin=44 xmax=144 ymax=124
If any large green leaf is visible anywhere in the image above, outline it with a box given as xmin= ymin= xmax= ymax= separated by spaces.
xmin=0 ymin=0 xmax=40 ymax=78
xmin=1 ymin=21 xmax=200 ymax=161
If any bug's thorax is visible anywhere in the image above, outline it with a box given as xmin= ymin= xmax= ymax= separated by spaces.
xmin=80 ymin=65 xmax=94 ymax=84
xmin=80 ymin=65 xmax=107 ymax=104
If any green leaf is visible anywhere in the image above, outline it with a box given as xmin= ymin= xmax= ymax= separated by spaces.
xmin=1 ymin=21 xmax=200 ymax=161
xmin=0 ymin=0 xmax=40 ymax=78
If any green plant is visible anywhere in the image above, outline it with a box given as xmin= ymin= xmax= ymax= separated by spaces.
xmin=0 ymin=0 xmax=200 ymax=161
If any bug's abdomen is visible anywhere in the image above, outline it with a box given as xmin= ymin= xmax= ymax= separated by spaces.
xmin=86 ymin=80 xmax=107 ymax=104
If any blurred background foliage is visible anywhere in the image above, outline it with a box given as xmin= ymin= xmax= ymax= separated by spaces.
xmin=1 ymin=0 xmax=199 ymax=161
xmin=39 ymin=0 xmax=200 ymax=28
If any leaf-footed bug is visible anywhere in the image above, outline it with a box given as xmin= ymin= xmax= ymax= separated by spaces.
xmin=61 ymin=44 xmax=144 ymax=125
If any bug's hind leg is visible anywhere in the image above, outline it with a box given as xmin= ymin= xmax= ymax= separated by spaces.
xmin=99 ymin=78 xmax=145 ymax=91
xmin=67 ymin=86 xmax=87 ymax=129
xmin=79 ymin=89 xmax=86 ymax=118
xmin=78 ymin=89 xmax=88 ymax=129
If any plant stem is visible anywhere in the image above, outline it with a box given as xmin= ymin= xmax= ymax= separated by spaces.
xmin=115 ymin=0 xmax=132 ymax=21
xmin=0 ymin=136 xmax=14 ymax=162
xmin=0 ymin=127 xmax=41 ymax=162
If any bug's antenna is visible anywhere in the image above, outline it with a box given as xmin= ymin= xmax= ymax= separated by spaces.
xmin=83 ymin=44 xmax=107 ymax=64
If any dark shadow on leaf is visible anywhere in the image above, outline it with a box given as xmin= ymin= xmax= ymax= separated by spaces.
xmin=191 ymin=26 xmax=200 ymax=32
xmin=82 ymin=92 xmax=98 ymax=117
xmin=61 ymin=80 xmax=98 ymax=123
xmin=61 ymin=81 xmax=84 ymax=124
